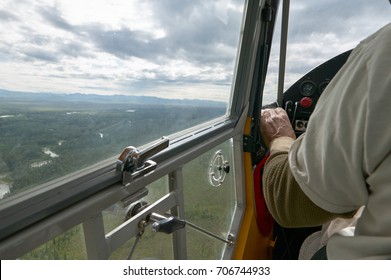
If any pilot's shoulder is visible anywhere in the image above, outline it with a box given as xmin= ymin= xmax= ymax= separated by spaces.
xmin=360 ymin=23 xmax=391 ymax=50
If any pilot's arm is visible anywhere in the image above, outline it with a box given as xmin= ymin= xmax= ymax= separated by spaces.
xmin=259 ymin=108 xmax=354 ymax=228
xmin=261 ymin=23 xmax=391 ymax=259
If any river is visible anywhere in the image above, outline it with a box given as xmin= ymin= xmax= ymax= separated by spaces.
xmin=0 ymin=181 xmax=10 ymax=199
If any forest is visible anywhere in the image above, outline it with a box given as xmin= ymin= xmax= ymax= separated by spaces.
xmin=1 ymin=89 xmax=233 ymax=260
xmin=0 ymin=89 xmax=226 ymax=198
xmin=0 ymin=89 xmax=237 ymax=260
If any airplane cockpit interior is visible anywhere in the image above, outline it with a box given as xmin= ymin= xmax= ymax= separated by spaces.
xmin=0 ymin=0 xmax=389 ymax=260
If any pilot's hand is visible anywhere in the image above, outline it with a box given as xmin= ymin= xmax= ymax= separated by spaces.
xmin=260 ymin=108 xmax=296 ymax=148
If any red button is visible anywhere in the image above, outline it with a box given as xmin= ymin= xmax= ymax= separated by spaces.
xmin=300 ymin=97 xmax=313 ymax=108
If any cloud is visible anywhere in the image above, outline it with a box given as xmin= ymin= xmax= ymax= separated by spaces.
xmin=87 ymin=27 xmax=165 ymax=60
xmin=76 ymin=0 xmax=243 ymax=70
xmin=38 ymin=5 xmax=75 ymax=32
xmin=0 ymin=0 xmax=390 ymax=102
xmin=23 ymin=0 xmax=242 ymax=87
xmin=23 ymin=48 xmax=59 ymax=63
xmin=0 ymin=10 xmax=17 ymax=21
xmin=262 ymin=0 xmax=391 ymax=103
xmin=272 ymin=0 xmax=389 ymax=77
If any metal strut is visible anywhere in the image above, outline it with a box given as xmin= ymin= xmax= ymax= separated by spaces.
xmin=149 ymin=213 xmax=235 ymax=246
xmin=127 ymin=219 xmax=148 ymax=260
xmin=125 ymin=208 xmax=235 ymax=259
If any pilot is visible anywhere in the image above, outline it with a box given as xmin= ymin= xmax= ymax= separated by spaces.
xmin=259 ymin=22 xmax=391 ymax=259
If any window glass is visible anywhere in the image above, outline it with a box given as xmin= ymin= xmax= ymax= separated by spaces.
xmin=105 ymin=177 xmax=172 ymax=260
xmin=103 ymin=176 xmax=169 ymax=234
xmin=110 ymin=228 xmax=173 ymax=260
xmin=263 ymin=0 xmax=390 ymax=104
xmin=183 ymin=139 xmax=236 ymax=259
xmin=21 ymin=224 xmax=87 ymax=260
xmin=0 ymin=0 xmax=245 ymax=201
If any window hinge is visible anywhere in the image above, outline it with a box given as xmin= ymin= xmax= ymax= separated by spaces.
xmin=116 ymin=136 xmax=169 ymax=185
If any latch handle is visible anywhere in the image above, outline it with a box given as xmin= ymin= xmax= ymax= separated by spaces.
xmin=116 ymin=137 xmax=169 ymax=172
xmin=149 ymin=213 xmax=186 ymax=234
xmin=116 ymin=137 xmax=169 ymax=185
xmin=138 ymin=136 xmax=169 ymax=167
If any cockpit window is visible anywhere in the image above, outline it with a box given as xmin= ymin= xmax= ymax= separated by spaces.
xmin=263 ymin=0 xmax=390 ymax=104
xmin=0 ymin=0 xmax=245 ymax=201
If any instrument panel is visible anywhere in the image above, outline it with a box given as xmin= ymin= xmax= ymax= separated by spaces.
xmin=282 ymin=50 xmax=352 ymax=136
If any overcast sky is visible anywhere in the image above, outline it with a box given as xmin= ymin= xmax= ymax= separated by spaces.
xmin=0 ymin=0 xmax=390 ymax=102
xmin=263 ymin=0 xmax=391 ymax=102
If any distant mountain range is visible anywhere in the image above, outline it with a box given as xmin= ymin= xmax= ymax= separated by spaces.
xmin=0 ymin=88 xmax=226 ymax=107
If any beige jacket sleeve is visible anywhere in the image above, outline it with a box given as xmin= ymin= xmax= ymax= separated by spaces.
xmin=262 ymin=137 xmax=354 ymax=228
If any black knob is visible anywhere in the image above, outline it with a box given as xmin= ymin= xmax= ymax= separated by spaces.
xmin=152 ymin=216 xmax=186 ymax=234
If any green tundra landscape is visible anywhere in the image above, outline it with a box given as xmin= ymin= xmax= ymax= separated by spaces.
xmin=0 ymin=89 xmax=234 ymax=259
xmin=0 ymin=89 xmax=226 ymax=197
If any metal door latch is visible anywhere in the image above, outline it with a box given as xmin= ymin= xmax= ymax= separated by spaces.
xmin=116 ymin=137 xmax=169 ymax=185
xmin=208 ymin=150 xmax=230 ymax=187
